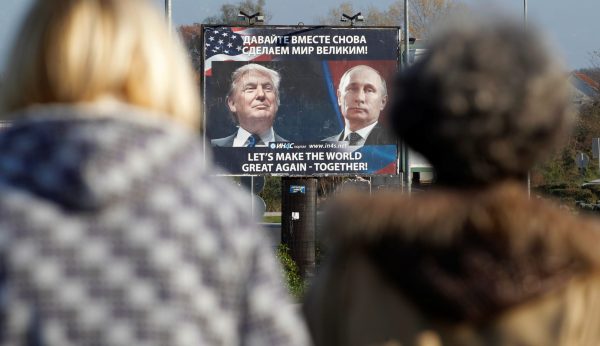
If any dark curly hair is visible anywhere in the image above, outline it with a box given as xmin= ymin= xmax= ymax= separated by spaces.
xmin=392 ymin=17 xmax=572 ymax=187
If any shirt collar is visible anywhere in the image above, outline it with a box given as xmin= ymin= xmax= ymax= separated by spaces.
xmin=233 ymin=127 xmax=275 ymax=147
xmin=343 ymin=121 xmax=378 ymax=141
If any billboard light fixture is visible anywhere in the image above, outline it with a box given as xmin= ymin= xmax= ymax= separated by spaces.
xmin=340 ymin=12 xmax=364 ymax=26
xmin=238 ymin=11 xmax=264 ymax=25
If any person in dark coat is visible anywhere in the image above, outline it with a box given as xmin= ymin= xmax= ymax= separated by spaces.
xmin=304 ymin=16 xmax=600 ymax=346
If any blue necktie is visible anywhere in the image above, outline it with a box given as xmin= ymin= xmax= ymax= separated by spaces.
xmin=247 ymin=134 xmax=262 ymax=147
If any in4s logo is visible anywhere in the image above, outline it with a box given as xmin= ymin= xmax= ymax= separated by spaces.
xmin=270 ymin=142 xmax=294 ymax=150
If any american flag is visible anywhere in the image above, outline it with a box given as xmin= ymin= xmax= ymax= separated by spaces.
xmin=204 ymin=27 xmax=271 ymax=76
xmin=205 ymin=27 xmax=244 ymax=59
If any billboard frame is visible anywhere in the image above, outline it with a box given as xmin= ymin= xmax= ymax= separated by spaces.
xmin=200 ymin=24 xmax=403 ymax=177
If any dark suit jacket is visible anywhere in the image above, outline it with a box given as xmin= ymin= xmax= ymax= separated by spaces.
xmin=322 ymin=125 xmax=396 ymax=146
xmin=211 ymin=131 xmax=288 ymax=147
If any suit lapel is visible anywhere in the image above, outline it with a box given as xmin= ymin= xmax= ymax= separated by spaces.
xmin=225 ymin=134 xmax=235 ymax=146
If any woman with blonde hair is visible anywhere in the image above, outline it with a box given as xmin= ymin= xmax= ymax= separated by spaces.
xmin=0 ymin=0 xmax=309 ymax=345
xmin=304 ymin=16 xmax=600 ymax=346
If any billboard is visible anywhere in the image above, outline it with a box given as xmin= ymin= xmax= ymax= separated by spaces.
xmin=202 ymin=25 xmax=401 ymax=176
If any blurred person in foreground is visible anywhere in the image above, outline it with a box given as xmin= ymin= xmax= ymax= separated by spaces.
xmin=304 ymin=16 xmax=600 ymax=346
xmin=0 ymin=0 xmax=309 ymax=345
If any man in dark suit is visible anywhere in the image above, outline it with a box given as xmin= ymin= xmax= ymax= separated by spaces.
xmin=323 ymin=65 xmax=395 ymax=146
xmin=211 ymin=64 xmax=288 ymax=147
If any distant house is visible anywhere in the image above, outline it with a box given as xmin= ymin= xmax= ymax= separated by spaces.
xmin=570 ymin=72 xmax=599 ymax=106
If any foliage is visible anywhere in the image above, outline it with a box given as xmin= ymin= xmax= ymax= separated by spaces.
xmin=259 ymin=176 xmax=282 ymax=211
xmin=582 ymin=183 xmax=600 ymax=198
xmin=588 ymin=51 xmax=600 ymax=71
xmin=408 ymin=0 xmax=467 ymax=38
xmin=317 ymin=177 xmax=346 ymax=199
xmin=547 ymin=186 xmax=593 ymax=201
xmin=262 ymin=215 xmax=282 ymax=223
xmin=532 ymin=100 xmax=600 ymax=205
xmin=276 ymin=244 xmax=305 ymax=299
xmin=203 ymin=0 xmax=271 ymax=25
xmin=238 ymin=175 xmax=345 ymax=211
xmin=178 ymin=24 xmax=203 ymax=80
xmin=318 ymin=0 xmax=466 ymax=38
xmin=318 ymin=2 xmax=361 ymax=25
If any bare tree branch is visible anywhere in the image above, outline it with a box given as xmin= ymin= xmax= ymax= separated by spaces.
xmin=203 ymin=0 xmax=272 ymax=25
xmin=318 ymin=0 xmax=466 ymax=38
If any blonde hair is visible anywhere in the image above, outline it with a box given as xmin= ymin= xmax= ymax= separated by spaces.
xmin=0 ymin=0 xmax=200 ymax=128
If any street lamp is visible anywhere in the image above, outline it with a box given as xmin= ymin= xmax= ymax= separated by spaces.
xmin=340 ymin=12 xmax=364 ymax=26
xmin=524 ymin=0 xmax=530 ymax=197
xmin=238 ymin=11 xmax=265 ymax=25
xmin=164 ymin=0 xmax=172 ymax=32
xmin=524 ymin=0 xmax=527 ymax=28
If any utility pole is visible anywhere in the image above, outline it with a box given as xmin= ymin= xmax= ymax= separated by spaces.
xmin=524 ymin=0 xmax=528 ymax=28
xmin=404 ymin=0 xmax=410 ymax=68
xmin=404 ymin=0 xmax=410 ymax=192
xmin=165 ymin=0 xmax=172 ymax=32
xmin=524 ymin=0 xmax=530 ymax=198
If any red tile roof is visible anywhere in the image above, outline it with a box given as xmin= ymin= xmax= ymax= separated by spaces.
xmin=574 ymin=72 xmax=600 ymax=91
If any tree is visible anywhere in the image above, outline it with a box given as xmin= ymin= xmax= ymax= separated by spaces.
xmin=410 ymin=0 xmax=465 ymax=38
xmin=178 ymin=24 xmax=203 ymax=79
xmin=318 ymin=0 xmax=465 ymax=39
xmin=203 ymin=0 xmax=272 ymax=25
xmin=582 ymin=51 xmax=600 ymax=84
xmin=531 ymin=99 xmax=600 ymax=206
xmin=318 ymin=2 xmax=361 ymax=26
xmin=589 ymin=50 xmax=600 ymax=69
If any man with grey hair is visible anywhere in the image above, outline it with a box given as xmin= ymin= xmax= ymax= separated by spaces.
xmin=323 ymin=64 xmax=395 ymax=146
xmin=211 ymin=63 xmax=288 ymax=147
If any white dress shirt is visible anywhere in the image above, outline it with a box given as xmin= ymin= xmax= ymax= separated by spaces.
xmin=232 ymin=127 xmax=275 ymax=147
xmin=342 ymin=121 xmax=378 ymax=146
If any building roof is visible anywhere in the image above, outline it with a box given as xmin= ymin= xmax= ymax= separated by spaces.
xmin=570 ymin=72 xmax=599 ymax=100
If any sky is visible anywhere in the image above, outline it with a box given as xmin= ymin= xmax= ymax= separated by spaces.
xmin=0 ymin=0 xmax=598 ymax=72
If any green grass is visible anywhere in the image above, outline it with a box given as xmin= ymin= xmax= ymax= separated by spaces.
xmin=276 ymin=244 xmax=305 ymax=299
xmin=262 ymin=215 xmax=282 ymax=223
